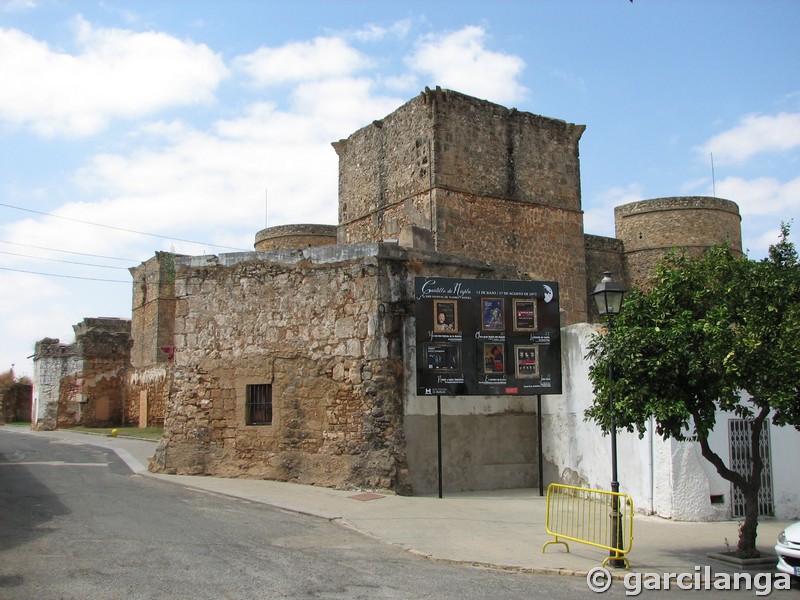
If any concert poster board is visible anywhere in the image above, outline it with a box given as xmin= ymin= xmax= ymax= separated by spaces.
xmin=415 ymin=276 xmax=562 ymax=396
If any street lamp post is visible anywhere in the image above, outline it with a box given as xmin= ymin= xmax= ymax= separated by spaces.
xmin=591 ymin=271 xmax=627 ymax=568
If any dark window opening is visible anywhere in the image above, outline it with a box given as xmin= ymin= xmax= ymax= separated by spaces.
xmin=246 ymin=384 xmax=272 ymax=425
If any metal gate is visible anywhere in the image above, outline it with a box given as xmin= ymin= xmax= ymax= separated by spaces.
xmin=728 ymin=418 xmax=774 ymax=518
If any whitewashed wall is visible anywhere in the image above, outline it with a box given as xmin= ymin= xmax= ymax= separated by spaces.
xmin=542 ymin=323 xmax=800 ymax=521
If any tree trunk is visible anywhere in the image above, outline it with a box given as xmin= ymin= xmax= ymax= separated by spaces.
xmin=737 ymin=482 xmax=761 ymax=558
xmin=735 ymin=405 xmax=769 ymax=558
xmin=691 ymin=404 xmax=769 ymax=558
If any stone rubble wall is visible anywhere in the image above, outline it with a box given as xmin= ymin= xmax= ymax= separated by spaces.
xmin=32 ymin=338 xmax=81 ymax=430
xmin=434 ymin=188 xmax=587 ymax=324
xmin=1 ymin=383 xmax=32 ymax=423
xmin=149 ymin=245 xmax=412 ymax=492
xmin=127 ymin=364 xmax=171 ymax=427
xmin=129 ymin=252 xmax=177 ymax=369
xmin=32 ymin=319 xmax=131 ymax=430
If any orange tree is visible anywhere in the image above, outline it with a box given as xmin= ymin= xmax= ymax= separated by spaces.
xmin=585 ymin=224 xmax=800 ymax=558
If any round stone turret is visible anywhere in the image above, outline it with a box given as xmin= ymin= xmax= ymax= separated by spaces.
xmin=254 ymin=224 xmax=337 ymax=251
xmin=615 ymin=196 xmax=742 ymax=289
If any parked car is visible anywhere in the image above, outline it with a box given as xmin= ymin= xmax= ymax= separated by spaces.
xmin=776 ymin=521 xmax=800 ymax=579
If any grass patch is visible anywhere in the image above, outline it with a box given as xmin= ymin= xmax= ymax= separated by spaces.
xmin=68 ymin=426 xmax=163 ymax=441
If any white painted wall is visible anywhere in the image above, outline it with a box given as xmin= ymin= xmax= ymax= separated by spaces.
xmin=705 ymin=404 xmax=800 ymax=521
xmin=542 ymin=324 xmax=800 ymax=521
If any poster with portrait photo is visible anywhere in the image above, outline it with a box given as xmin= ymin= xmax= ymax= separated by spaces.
xmin=433 ymin=299 xmax=458 ymax=333
xmin=482 ymin=343 xmax=506 ymax=374
xmin=481 ymin=297 xmax=504 ymax=332
xmin=512 ymin=298 xmax=537 ymax=332
xmin=514 ymin=345 xmax=540 ymax=379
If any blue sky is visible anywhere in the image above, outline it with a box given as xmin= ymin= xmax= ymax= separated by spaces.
xmin=1 ymin=0 xmax=799 ymax=378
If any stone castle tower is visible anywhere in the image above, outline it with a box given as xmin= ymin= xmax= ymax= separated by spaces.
xmin=614 ymin=196 xmax=742 ymax=287
xmin=332 ymin=87 xmax=589 ymax=324
xmin=115 ymin=87 xmax=743 ymax=493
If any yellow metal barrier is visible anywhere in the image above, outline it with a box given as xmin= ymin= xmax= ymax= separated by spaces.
xmin=542 ymin=483 xmax=634 ymax=568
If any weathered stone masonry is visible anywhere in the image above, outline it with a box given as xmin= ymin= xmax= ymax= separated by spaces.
xmin=35 ymin=87 xmax=745 ymax=497
xmin=334 ymin=88 xmax=589 ymax=325
xmin=33 ymin=318 xmax=131 ymax=430
xmin=149 ymin=246 xmax=413 ymax=490
xmin=139 ymin=88 xmax=742 ymax=494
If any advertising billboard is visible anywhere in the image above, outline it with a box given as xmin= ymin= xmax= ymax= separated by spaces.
xmin=415 ymin=276 xmax=562 ymax=396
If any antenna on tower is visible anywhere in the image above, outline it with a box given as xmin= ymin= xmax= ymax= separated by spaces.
xmin=710 ymin=153 xmax=716 ymax=197
xmin=265 ymin=189 xmax=268 ymax=228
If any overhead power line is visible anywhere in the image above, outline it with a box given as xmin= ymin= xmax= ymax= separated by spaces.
xmin=0 ymin=239 xmax=136 ymax=262
xmin=0 ymin=249 xmax=130 ymax=269
xmin=0 ymin=202 xmax=249 ymax=252
xmin=0 ymin=265 xmax=129 ymax=283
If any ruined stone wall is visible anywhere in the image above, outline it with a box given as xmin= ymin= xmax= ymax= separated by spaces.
xmin=128 ymin=253 xmax=178 ymax=426
xmin=1 ymin=383 xmax=32 ymax=422
xmin=127 ymin=365 xmax=170 ymax=427
xmin=72 ymin=319 xmax=131 ymax=427
xmin=130 ymin=252 xmax=177 ymax=369
xmin=76 ymin=357 xmax=127 ymax=427
xmin=32 ymin=319 xmax=131 ymax=430
xmin=32 ymin=338 xmax=81 ymax=430
xmin=615 ymin=197 xmax=743 ymax=289
xmin=150 ymin=245 xmax=411 ymax=492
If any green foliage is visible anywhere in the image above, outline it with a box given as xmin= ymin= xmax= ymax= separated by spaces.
xmin=585 ymin=223 xmax=800 ymax=555
xmin=587 ymin=227 xmax=800 ymax=441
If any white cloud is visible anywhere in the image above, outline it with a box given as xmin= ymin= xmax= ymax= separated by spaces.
xmin=583 ymin=183 xmax=645 ymax=238
xmin=715 ymin=175 xmax=800 ymax=217
xmin=0 ymin=17 xmax=228 ymax=137
xmin=290 ymin=78 xmax=403 ymax=137
xmin=0 ymin=0 xmax=36 ymax=12
xmin=233 ymin=36 xmax=372 ymax=86
xmin=348 ymin=20 xmax=413 ymax=43
xmin=406 ymin=26 xmax=527 ymax=106
xmin=699 ymin=112 xmax=800 ymax=165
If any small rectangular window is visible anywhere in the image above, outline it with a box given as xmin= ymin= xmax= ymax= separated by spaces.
xmin=246 ymin=384 xmax=272 ymax=425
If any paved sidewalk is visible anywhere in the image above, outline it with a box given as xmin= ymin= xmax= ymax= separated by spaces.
xmin=6 ymin=427 xmax=791 ymax=578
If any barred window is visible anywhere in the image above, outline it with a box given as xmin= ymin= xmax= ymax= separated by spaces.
xmin=246 ymin=384 xmax=272 ymax=426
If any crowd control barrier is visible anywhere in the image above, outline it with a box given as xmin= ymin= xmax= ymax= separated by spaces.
xmin=542 ymin=483 xmax=634 ymax=568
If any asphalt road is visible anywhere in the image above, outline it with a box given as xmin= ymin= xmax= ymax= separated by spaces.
xmin=1 ymin=430 xmax=797 ymax=599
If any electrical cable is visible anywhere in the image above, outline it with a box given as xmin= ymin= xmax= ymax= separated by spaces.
xmin=0 ymin=265 xmax=129 ymax=283
xmin=0 ymin=249 xmax=130 ymax=269
xmin=0 ymin=239 xmax=136 ymax=262
xmin=0 ymin=202 xmax=249 ymax=251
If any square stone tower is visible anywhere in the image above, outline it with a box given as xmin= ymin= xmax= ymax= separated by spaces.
xmin=333 ymin=87 xmax=588 ymax=323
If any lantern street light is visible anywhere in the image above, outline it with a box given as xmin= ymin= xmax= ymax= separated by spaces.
xmin=591 ymin=271 xmax=627 ymax=568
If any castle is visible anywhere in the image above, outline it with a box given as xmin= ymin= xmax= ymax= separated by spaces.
xmin=36 ymin=88 xmax=789 ymax=522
